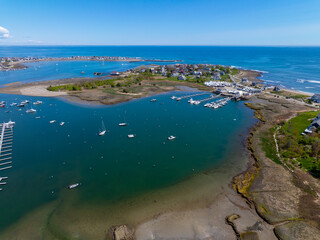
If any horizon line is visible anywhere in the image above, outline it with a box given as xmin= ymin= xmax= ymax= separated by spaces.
xmin=1 ymin=44 xmax=320 ymax=47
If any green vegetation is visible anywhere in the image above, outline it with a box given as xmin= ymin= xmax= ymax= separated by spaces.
xmin=260 ymin=127 xmax=282 ymax=165
xmin=270 ymin=91 xmax=310 ymax=101
xmin=277 ymin=111 xmax=320 ymax=178
xmin=231 ymin=68 xmax=239 ymax=75
xmin=47 ymin=79 xmax=117 ymax=91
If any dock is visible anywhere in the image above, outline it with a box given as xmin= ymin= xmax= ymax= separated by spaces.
xmin=0 ymin=121 xmax=15 ymax=191
xmin=176 ymin=92 xmax=210 ymax=101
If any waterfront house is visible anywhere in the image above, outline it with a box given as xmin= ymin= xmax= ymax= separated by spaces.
xmin=310 ymin=94 xmax=320 ymax=103
xmin=273 ymin=86 xmax=282 ymax=92
xmin=304 ymin=113 xmax=320 ymax=133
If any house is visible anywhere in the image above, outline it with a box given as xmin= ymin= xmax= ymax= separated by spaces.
xmin=212 ymin=73 xmax=221 ymax=80
xmin=241 ymin=78 xmax=249 ymax=83
xmin=273 ymin=86 xmax=282 ymax=92
xmin=304 ymin=113 xmax=320 ymax=134
xmin=172 ymin=72 xmax=179 ymax=78
xmin=178 ymin=75 xmax=187 ymax=81
xmin=310 ymin=94 xmax=320 ymax=103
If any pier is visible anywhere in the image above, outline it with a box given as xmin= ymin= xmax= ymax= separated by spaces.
xmin=176 ymin=92 xmax=210 ymax=101
xmin=191 ymin=94 xmax=222 ymax=105
xmin=0 ymin=121 xmax=15 ymax=191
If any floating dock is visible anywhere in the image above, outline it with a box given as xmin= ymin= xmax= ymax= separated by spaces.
xmin=0 ymin=121 xmax=15 ymax=191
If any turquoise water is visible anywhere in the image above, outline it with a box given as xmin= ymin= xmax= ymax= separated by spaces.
xmin=0 ymin=91 xmax=255 ymax=232
xmin=1 ymin=46 xmax=320 ymax=92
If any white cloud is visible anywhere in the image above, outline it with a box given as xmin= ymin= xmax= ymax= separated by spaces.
xmin=0 ymin=26 xmax=10 ymax=39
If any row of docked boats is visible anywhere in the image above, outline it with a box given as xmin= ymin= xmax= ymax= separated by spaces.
xmin=204 ymin=97 xmax=231 ymax=109
xmin=1 ymin=99 xmax=43 ymax=114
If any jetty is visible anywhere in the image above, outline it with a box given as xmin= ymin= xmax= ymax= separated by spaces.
xmin=0 ymin=121 xmax=15 ymax=191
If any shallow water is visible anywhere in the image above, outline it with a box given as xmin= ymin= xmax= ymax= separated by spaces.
xmin=0 ymin=91 xmax=255 ymax=237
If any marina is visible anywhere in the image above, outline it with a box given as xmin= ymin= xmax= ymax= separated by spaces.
xmin=0 ymin=121 xmax=14 ymax=190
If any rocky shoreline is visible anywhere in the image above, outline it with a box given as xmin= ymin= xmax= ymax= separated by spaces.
xmin=234 ymin=94 xmax=320 ymax=240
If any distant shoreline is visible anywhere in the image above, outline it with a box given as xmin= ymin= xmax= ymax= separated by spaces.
xmin=0 ymin=56 xmax=181 ymax=72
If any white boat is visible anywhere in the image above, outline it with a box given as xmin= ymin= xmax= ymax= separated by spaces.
xmin=128 ymin=134 xmax=135 ymax=138
xmin=99 ymin=120 xmax=106 ymax=136
xmin=119 ymin=123 xmax=127 ymax=126
xmin=150 ymin=99 xmax=157 ymax=102
xmin=33 ymin=100 xmax=43 ymax=105
xmin=21 ymin=100 xmax=29 ymax=104
xmin=49 ymin=120 xmax=56 ymax=124
xmin=168 ymin=135 xmax=176 ymax=140
xmin=171 ymin=96 xmax=176 ymax=100
xmin=176 ymin=97 xmax=182 ymax=101
xmin=60 ymin=122 xmax=65 ymax=126
xmin=7 ymin=120 xmax=15 ymax=127
xmin=10 ymin=103 xmax=17 ymax=107
xmin=0 ymin=177 xmax=8 ymax=182
xmin=26 ymin=108 xmax=37 ymax=113
xmin=68 ymin=183 xmax=80 ymax=189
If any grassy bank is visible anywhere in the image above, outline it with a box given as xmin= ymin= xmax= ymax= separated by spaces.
xmin=277 ymin=111 xmax=320 ymax=178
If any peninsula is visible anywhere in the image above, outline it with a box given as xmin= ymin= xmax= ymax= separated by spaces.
xmin=0 ymin=56 xmax=181 ymax=71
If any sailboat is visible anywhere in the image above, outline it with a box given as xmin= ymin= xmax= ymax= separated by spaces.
xmin=99 ymin=120 xmax=106 ymax=136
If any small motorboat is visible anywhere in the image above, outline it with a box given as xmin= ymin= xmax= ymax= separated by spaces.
xmin=68 ymin=183 xmax=80 ymax=189
xmin=21 ymin=100 xmax=29 ymax=105
xmin=171 ymin=96 xmax=176 ymax=100
xmin=7 ymin=121 xmax=15 ymax=127
xmin=150 ymin=99 xmax=157 ymax=102
xmin=10 ymin=103 xmax=17 ymax=107
xmin=33 ymin=100 xmax=43 ymax=105
xmin=128 ymin=134 xmax=135 ymax=138
xmin=168 ymin=135 xmax=176 ymax=140
xmin=17 ymin=103 xmax=25 ymax=107
xmin=118 ymin=123 xmax=127 ymax=126
xmin=26 ymin=108 xmax=37 ymax=113
xmin=49 ymin=120 xmax=56 ymax=124
xmin=60 ymin=122 xmax=65 ymax=126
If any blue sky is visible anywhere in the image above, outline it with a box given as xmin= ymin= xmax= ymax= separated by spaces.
xmin=1 ymin=0 xmax=320 ymax=45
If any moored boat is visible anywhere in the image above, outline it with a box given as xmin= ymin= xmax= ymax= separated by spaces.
xmin=168 ymin=135 xmax=176 ymax=140
xmin=99 ymin=120 xmax=106 ymax=136
xmin=68 ymin=183 xmax=80 ymax=189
